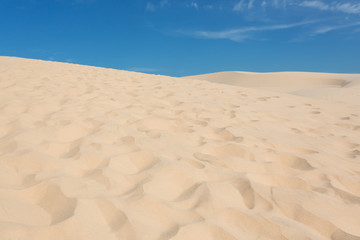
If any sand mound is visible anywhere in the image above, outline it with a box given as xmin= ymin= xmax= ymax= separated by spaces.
xmin=183 ymin=71 xmax=360 ymax=105
xmin=1 ymin=56 xmax=360 ymax=240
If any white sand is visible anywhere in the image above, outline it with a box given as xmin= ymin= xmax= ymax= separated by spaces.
xmin=1 ymin=56 xmax=360 ymax=240
xmin=183 ymin=71 xmax=360 ymax=105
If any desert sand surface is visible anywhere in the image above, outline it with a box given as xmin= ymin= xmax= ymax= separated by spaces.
xmin=183 ymin=71 xmax=360 ymax=105
xmin=1 ymin=56 xmax=360 ymax=240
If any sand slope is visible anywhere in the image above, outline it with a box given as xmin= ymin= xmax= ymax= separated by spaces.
xmin=183 ymin=71 xmax=360 ymax=105
xmin=1 ymin=57 xmax=360 ymax=240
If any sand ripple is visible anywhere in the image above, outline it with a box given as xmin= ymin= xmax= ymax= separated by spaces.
xmin=0 ymin=57 xmax=360 ymax=240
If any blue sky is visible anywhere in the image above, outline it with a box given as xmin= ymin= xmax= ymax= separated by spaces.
xmin=1 ymin=0 xmax=359 ymax=76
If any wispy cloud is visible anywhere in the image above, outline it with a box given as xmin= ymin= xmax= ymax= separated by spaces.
xmin=146 ymin=0 xmax=170 ymax=11
xmin=233 ymin=0 xmax=288 ymax=11
xmin=335 ymin=2 xmax=360 ymax=14
xmin=233 ymin=0 xmax=257 ymax=11
xmin=300 ymin=1 xmax=329 ymax=10
xmin=233 ymin=0 xmax=246 ymax=11
xmin=233 ymin=0 xmax=360 ymax=13
xmin=189 ymin=1 xmax=198 ymax=9
xmin=184 ymin=1 xmax=225 ymax=11
xmin=299 ymin=1 xmax=360 ymax=14
xmin=248 ymin=0 xmax=256 ymax=9
xmin=146 ymin=0 xmax=360 ymax=14
xmin=182 ymin=19 xmax=320 ymax=42
xmin=271 ymin=0 xmax=287 ymax=8
xmin=313 ymin=21 xmax=360 ymax=35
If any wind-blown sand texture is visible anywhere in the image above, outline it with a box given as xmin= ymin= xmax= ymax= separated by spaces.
xmin=1 ymin=56 xmax=360 ymax=240
xmin=183 ymin=71 xmax=360 ymax=105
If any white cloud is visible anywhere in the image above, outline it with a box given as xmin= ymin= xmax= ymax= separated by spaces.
xmin=300 ymin=1 xmax=329 ymax=10
xmin=260 ymin=0 xmax=286 ymax=9
xmin=248 ymin=0 xmax=256 ymax=9
xmin=299 ymin=1 xmax=360 ymax=14
xmin=184 ymin=1 xmax=200 ymax=9
xmin=185 ymin=19 xmax=320 ymax=42
xmin=233 ymin=0 xmax=246 ymax=11
xmin=334 ymin=3 xmax=360 ymax=14
xmin=146 ymin=0 xmax=171 ymax=11
xmin=190 ymin=1 xmax=198 ymax=9
xmin=233 ymin=0 xmax=258 ymax=11
xmin=272 ymin=0 xmax=280 ymax=8
xmin=314 ymin=26 xmax=340 ymax=34
xmin=313 ymin=21 xmax=360 ymax=35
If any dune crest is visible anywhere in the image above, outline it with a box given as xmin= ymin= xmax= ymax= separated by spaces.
xmin=1 ymin=57 xmax=360 ymax=240
xmin=183 ymin=71 xmax=360 ymax=105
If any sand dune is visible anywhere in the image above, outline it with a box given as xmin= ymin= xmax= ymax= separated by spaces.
xmin=1 ymin=56 xmax=360 ymax=240
xmin=183 ymin=71 xmax=360 ymax=105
